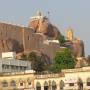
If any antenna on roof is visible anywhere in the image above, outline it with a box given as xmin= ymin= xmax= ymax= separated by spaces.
xmin=37 ymin=11 xmax=42 ymax=16
xmin=47 ymin=11 xmax=50 ymax=20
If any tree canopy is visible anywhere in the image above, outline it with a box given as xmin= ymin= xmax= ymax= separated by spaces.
xmin=58 ymin=34 xmax=66 ymax=46
xmin=21 ymin=53 xmax=27 ymax=60
xmin=50 ymin=48 xmax=76 ymax=73
xmin=27 ymin=52 xmax=45 ymax=73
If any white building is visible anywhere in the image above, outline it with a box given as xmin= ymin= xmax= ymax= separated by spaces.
xmin=0 ymin=52 xmax=31 ymax=73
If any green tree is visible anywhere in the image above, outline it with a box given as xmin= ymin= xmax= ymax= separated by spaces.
xmin=27 ymin=52 xmax=37 ymax=61
xmin=51 ymin=48 xmax=76 ymax=73
xmin=32 ymin=56 xmax=45 ymax=73
xmin=58 ymin=34 xmax=66 ymax=46
xmin=27 ymin=52 xmax=45 ymax=73
xmin=21 ymin=53 xmax=27 ymax=60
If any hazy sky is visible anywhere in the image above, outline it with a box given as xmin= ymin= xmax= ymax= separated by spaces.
xmin=0 ymin=0 xmax=90 ymax=56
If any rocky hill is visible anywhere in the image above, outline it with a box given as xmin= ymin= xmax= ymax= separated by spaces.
xmin=0 ymin=12 xmax=85 ymax=66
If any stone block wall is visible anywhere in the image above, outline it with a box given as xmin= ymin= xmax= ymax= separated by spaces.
xmin=0 ymin=22 xmax=61 ymax=60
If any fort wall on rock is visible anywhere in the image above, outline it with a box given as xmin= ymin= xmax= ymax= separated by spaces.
xmin=0 ymin=22 xmax=59 ymax=60
xmin=0 ymin=23 xmax=23 ymax=53
xmin=0 ymin=18 xmax=85 ymax=62
xmin=0 ymin=23 xmax=35 ymax=54
xmin=41 ymin=41 xmax=60 ymax=60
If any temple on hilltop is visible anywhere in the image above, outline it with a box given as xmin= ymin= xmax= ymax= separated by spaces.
xmin=0 ymin=11 xmax=87 ymax=67
xmin=66 ymin=27 xmax=85 ymax=58
xmin=65 ymin=28 xmax=89 ymax=68
xmin=28 ymin=11 xmax=60 ymax=39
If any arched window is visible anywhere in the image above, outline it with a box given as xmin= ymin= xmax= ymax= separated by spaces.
xmin=60 ymin=80 xmax=64 ymax=89
xmin=10 ymin=80 xmax=16 ymax=87
xmin=52 ymin=81 xmax=57 ymax=90
xmin=77 ymin=78 xmax=83 ymax=90
xmin=2 ymin=80 xmax=8 ymax=87
xmin=19 ymin=79 xmax=24 ymax=86
xmin=87 ymin=78 xmax=90 ymax=86
xmin=44 ymin=81 xmax=48 ymax=90
xmin=20 ymin=82 xmax=23 ymax=86
xmin=27 ymin=78 xmax=31 ymax=86
xmin=36 ymin=82 xmax=41 ymax=90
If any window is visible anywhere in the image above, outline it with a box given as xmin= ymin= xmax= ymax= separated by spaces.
xmin=11 ymin=66 xmax=14 ymax=69
xmin=44 ymin=81 xmax=48 ymax=90
xmin=20 ymin=82 xmax=23 ymax=86
xmin=2 ymin=81 xmax=8 ymax=87
xmin=60 ymin=80 xmax=64 ymax=89
xmin=87 ymin=78 xmax=90 ymax=86
xmin=36 ymin=82 xmax=41 ymax=90
xmin=16 ymin=66 xmax=18 ymax=70
xmin=27 ymin=78 xmax=31 ymax=86
xmin=2 ymin=65 xmax=9 ymax=70
xmin=28 ymin=82 xmax=31 ymax=85
xmin=69 ymin=83 xmax=74 ymax=86
xmin=52 ymin=81 xmax=57 ymax=90
xmin=24 ymin=67 xmax=26 ymax=70
xmin=10 ymin=80 xmax=16 ymax=87
xmin=87 ymin=82 xmax=90 ymax=86
xmin=6 ymin=65 xmax=9 ymax=69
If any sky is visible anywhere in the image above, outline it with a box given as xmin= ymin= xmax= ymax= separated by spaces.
xmin=0 ymin=0 xmax=90 ymax=56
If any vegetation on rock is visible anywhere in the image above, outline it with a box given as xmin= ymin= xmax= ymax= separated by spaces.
xmin=58 ymin=34 xmax=66 ymax=46
xmin=50 ymin=48 xmax=76 ymax=73
xmin=27 ymin=52 xmax=45 ymax=73
xmin=21 ymin=53 xmax=27 ymax=60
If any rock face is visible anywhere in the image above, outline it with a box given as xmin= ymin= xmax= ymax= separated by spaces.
xmin=0 ymin=22 xmax=60 ymax=63
xmin=0 ymin=13 xmax=85 ymax=65
xmin=28 ymin=13 xmax=60 ymax=39
xmin=0 ymin=38 xmax=23 ymax=54
xmin=17 ymin=51 xmax=51 ymax=65
xmin=0 ymin=22 xmax=34 ymax=54
xmin=72 ymin=39 xmax=85 ymax=57
xmin=31 ymin=51 xmax=52 ymax=65
xmin=65 ymin=39 xmax=85 ymax=57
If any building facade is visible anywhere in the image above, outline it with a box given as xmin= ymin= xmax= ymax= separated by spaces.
xmin=0 ymin=67 xmax=90 ymax=90
xmin=0 ymin=52 xmax=31 ymax=73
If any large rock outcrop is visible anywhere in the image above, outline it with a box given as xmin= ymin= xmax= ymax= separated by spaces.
xmin=17 ymin=50 xmax=51 ymax=65
xmin=0 ymin=38 xmax=23 ymax=54
xmin=28 ymin=13 xmax=60 ymax=39
xmin=72 ymin=39 xmax=85 ymax=57
xmin=65 ymin=39 xmax=85 ymax=57
xmin=0 ymin=13 xmax=86 ymax=66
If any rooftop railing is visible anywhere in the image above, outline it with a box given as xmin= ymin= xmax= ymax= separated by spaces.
xmin=35 ymin=73 xmax=64 ymax=79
